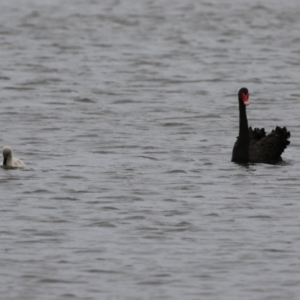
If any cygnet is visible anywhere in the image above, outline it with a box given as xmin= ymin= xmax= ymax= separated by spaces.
xmin=2 ymin=146 xmax=26 ymax=168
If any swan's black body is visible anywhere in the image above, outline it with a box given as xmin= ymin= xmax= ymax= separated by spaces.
xmin=232 ymin=88 xmax=290 ymax=164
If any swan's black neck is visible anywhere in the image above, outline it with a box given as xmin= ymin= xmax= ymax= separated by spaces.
xmin=232 ymin=95 xmax=250 ymax=162
xmin=239 ymin=98 xmax=249 ymax=143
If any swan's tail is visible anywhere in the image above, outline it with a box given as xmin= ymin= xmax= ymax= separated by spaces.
xmin=272 ymin=126 xmax=290 ymax=151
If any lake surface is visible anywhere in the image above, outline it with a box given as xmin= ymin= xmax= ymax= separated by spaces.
xmin=0 ymin=0 xmax=300 ymax=299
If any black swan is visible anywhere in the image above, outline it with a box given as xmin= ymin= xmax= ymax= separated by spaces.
xmin=232 ymin=87 xmax=290 ymax=163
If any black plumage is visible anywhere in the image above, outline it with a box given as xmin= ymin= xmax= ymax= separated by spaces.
xmin=232 ymin=88 xmax=290 ymax=164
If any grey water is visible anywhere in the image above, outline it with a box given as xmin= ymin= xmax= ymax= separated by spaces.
xmin=0 ymin=0 xmax=300 ymax=299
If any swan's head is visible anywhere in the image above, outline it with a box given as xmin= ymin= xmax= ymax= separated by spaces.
xmin=238 ymin=87 xmax=249 ymax=106
xmin=3 ymin=146 xmax=13 ymax=166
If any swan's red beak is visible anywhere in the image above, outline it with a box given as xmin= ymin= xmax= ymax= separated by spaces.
xmin=242 ymin=93 xmax=249 ymax=106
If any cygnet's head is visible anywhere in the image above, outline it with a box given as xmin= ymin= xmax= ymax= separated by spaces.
xmin=3 ymin=146 xmax=13 ymax=166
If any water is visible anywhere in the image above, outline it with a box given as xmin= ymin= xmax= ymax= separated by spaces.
xmin=1 ymin=0 xmax=300 ymax=299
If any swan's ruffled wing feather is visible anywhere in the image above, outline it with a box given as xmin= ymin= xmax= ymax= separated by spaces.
xmin=249 ymin=126 xmax=290 ymax=163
